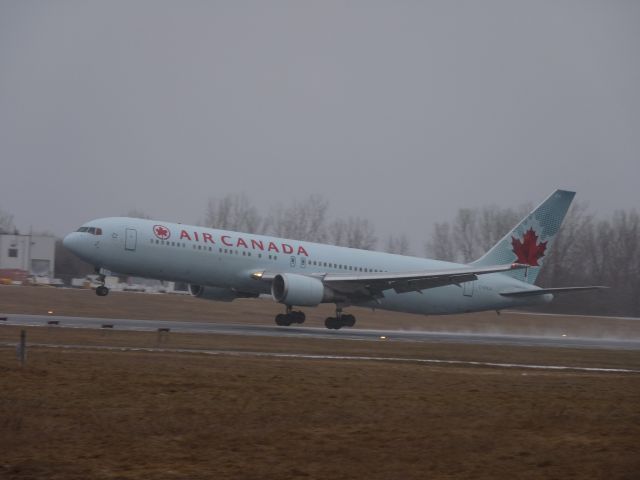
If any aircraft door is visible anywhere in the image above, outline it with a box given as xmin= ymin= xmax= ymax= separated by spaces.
xmin=463 ymin=280 xmax=474 ymax=297
xmin=125 ymin=228 xmax=137 ymax=251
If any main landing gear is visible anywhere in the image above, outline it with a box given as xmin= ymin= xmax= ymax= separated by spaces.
xmin=275 ymin=306 xmax=306 ymax=326
xmin=324 ymin=307 xmax=356 ymax=330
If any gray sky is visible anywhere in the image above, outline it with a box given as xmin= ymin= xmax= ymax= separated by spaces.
xmin=1 ymin=1 xmax=638 ymax=250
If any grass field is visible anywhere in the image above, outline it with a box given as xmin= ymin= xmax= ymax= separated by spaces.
xmin=1 ymin=286 xmax=640 ymax=479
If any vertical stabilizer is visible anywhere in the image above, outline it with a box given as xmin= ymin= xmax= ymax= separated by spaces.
xmin=471 ymin=190 xmax=575 ymax=284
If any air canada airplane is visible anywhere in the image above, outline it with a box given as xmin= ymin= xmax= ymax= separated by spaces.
xmin=63 ymin=190 xmax=603 ymax=329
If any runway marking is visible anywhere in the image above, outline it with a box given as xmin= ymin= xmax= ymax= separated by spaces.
xmin=2 ymin=342 xmax=638 ymax=374
xmin=505 ymin=311 xmax=640 ymax=321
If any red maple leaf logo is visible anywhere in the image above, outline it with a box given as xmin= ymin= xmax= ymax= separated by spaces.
xmin=153 ymin=225 xmax=170 ymax=240
xmin=511 ymin=228 xmax=547 ymax=266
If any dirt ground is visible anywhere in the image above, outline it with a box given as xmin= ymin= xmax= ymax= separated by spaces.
xmin=1 ymin=286 xmax=640 ymax=479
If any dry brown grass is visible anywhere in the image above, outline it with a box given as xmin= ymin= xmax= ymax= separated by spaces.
xmin=1 ymin=345 xmax=639 ymax=480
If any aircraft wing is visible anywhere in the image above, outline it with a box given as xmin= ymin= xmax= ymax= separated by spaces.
xmin=254 ymin=263 xmax=527 ymax=298
xmin=322 ymin=263 xmax=527 ymax=296
xmin=499 ymin=286 xmax=608 ymax=297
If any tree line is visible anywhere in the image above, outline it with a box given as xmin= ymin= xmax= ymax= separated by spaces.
xmin=424 ymin=202 xmax=640 ymax=317
xmin=3 ymin=195 xmax=638 ymax=316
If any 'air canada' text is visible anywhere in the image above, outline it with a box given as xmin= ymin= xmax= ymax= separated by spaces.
xmin=178 ymin=229 xmax=309 ymax=256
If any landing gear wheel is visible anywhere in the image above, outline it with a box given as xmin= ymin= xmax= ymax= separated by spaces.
xmin=342 ymin=314 xmax=356 ymax=328
xmin=324 ymin=317 xmax=341 ymax=330
xmin=275 ymin=307 xmax=306 ymax=327
xmin=96 ymin=285 xmax=109 ymax=297
xmin=290 ymin=311 xmax=306 ymax=324
xmin=275 ymin=313 xmax=291 ymax=326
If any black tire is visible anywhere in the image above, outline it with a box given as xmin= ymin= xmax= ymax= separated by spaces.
xmin=325 ymin=317 xmax=342 ymax=330
xmin=342 ymin=314 xmax=356 ymax=327
xmin=96 ymin=286 xmax=109 ymax=297
xmin=275 ymin=313 xmax=290 ymax=326
xmin=292 ymin=311 xmax=306 ymax=324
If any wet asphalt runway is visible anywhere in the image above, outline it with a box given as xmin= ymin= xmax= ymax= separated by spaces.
xmin=2 ymin=313 xmax=640 ymax=350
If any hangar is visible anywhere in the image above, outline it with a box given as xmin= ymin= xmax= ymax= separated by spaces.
xmin=0 ymin=233 xmax=56 ymax=281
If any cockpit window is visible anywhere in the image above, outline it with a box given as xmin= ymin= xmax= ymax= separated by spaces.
xmin=77 ymin=226 xmax=102 ymax=235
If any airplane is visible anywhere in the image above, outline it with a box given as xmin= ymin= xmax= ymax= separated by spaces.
xmin=63 ymin=190 xmax=605 ymax=329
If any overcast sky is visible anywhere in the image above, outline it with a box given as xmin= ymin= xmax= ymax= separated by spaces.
xmin=1 ymin=1 xmax=638 ymax=251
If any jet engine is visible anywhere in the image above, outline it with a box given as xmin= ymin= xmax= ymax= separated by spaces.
xmin=271 ymin=273 xmax=335 ymax=306
xmin=189 ymin=284 xmax=259 ymax=302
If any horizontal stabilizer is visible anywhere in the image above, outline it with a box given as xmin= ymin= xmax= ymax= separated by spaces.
xmin=500 ymin=286 xmax=608 ymax=297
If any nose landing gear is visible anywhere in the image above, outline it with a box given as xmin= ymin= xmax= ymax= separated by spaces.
xmin=95 ymin=268 xmax=110 ymax=296
xmin=96 ymin=285 xmax=109 ymax=296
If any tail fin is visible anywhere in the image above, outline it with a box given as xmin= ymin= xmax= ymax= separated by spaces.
xmin=471 ymin=189 xmax=575 ymax=284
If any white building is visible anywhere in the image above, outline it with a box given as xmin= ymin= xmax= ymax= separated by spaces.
xmin=0 ymin=234 xmax=56 ymax=278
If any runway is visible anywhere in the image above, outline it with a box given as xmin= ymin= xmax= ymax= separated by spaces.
xmin=3 ymin=313 xmax=640 ymax=350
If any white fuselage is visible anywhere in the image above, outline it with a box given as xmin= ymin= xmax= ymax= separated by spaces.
xmin=63 ymin=217 xmax=550 ymax=315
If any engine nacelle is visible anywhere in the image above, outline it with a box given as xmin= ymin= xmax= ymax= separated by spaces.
xmin=189 ymin=284 xmax=258 ymax=302
xmin=271 ymin=273 xmax=335 ymax=306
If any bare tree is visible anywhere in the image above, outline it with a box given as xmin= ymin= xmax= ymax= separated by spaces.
xmin=126 ymin=209 xmax=153 ymax=220
xmin=453 ymin=208 xmax=479 ymax=262
xmin=203 ymin=193 xmax=263 ymax=234
xmin=426 ymin=203 xmax=533 ymax=263
xmin=385 ymin=234 xmax=411 ymax=255
xmin=537 ymin=202 xmax=593 ymax=286
xmin=475 ymin=204 xmax=531 ymax=253
xmin=0 ymin=207 xmax=14 ymax=234
xmin=329 ymin=217 xmax=377 ymax=250
xmin=425 ymin=222 xmax=455 ymax=261
xmin=266 ymin=194 xmax=329 ymax=242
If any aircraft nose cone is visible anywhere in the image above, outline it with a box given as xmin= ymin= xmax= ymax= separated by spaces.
xmin=63 ymin=232 xmax=79 ymax=252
